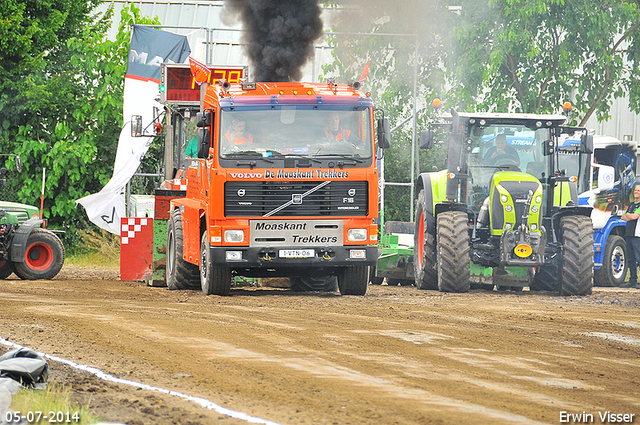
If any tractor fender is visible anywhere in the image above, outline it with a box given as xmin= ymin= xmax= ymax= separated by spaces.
xmin=10 ymin=218 xmax=44 ymax=263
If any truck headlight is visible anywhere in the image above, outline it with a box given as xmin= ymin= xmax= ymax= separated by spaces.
xmin=348 ymin=228 xmax=367 ymax=242
xmin=224 ymin=229 xmax=244 ymax=243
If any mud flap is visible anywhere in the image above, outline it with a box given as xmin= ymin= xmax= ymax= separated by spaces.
xmin=9 ymin=218 xmax=44 ymax=263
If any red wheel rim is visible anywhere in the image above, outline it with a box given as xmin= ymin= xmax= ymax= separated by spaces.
xmin=24 ymin=243 xmax=54 ymax=270
xmin=417 ymin=211 xmax=424 ymax=268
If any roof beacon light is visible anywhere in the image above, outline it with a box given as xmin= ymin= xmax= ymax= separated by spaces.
xmin=432 ymin=98 xmax=442 ymax=111
xmin=563 ymin=101 xmax=573 ymax=115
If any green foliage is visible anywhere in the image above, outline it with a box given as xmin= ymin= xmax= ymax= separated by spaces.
xmin=0 ymin=2 xmax=161 ymax=251
xmin=321 ymin=2 xmax=452 ymax=222
xmin=449 ymin=0 xmax=640 ymax=124
xmin=10 ymin=381 xmax=100 ymax=424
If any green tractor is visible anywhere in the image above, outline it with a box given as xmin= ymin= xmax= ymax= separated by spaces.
xmin=414 ymin=110 xmax=594 ymax=296
xmin=0 ymin=154 xmax=65 ymax=280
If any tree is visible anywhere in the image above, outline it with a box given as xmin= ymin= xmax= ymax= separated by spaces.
xmin=448 ymin=0 xmax=640 ymax=125
xmin=0 ymin=2 xmax=160 ymax=248
xmin=321 ymin=1 xmax=450 ymax=222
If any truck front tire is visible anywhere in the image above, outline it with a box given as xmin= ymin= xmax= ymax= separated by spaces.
xmin=337 ymin=266 xmax=368 ymax=295
xmin=200 ymin=232 xmax=232 ymax=296
xmin=594 ymin=235 xmax=626 ymax=287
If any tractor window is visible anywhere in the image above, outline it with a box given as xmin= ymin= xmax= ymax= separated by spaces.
xmin=466 ymin=125 xmax=550 ymax=213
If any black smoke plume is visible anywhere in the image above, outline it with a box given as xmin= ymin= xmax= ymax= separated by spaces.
xmin=223 ymin=0 xmax=324 ymax=82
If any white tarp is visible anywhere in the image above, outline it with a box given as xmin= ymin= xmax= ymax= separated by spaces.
xmin=76 ymin=25 xmax=190 ymax=235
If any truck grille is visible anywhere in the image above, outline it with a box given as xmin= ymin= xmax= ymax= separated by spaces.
xmin=225 ymin=181 xmax=369 ymax=217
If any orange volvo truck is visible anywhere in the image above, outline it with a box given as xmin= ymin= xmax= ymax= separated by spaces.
xmin=167 ymin=79 xmax=390 ymax=296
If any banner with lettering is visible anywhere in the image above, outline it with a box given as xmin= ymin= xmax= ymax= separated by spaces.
xmin=77 ymin=26 xmax=190 ymax=235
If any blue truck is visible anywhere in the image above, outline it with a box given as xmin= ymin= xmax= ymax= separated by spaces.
xmin=561 ymin=135 xmax=636 ymax=287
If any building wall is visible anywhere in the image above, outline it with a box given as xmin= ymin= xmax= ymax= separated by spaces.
xmin=97 ymin=0 xmax=336 ymax=82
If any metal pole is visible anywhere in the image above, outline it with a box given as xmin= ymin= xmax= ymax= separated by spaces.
xmin=411 ymin=35 xmax=418 ymax=222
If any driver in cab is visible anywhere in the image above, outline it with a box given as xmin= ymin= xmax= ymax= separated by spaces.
xmin=322 ymin=112 xmax=364 ymax=151
xmin=484 ymin=133 xmax=520 ymax=166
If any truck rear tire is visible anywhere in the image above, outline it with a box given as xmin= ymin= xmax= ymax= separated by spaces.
xmin=594 ymin=235 xmax=626 ymax=287
xmin=436 ymin=211 xmax=470 ymax=293
xmin=13 ymin=229 xmax=65 ymax=280
xmin=200 ymin=232 xmax=232 ymax=296
xmin=560 ymin=215 xmax=593 ymax=296
xmin=0 ymin=261 xmax=14 ymax=279
xmin=167 ymin=210 xmax=199 ymax=290
xmin=291 ymin=276 xmax=338 ymax=292
xmin=337 ymin=266 xmax=368 ymax=295
xmin=414 ymin=190 xmax=438 ymax=290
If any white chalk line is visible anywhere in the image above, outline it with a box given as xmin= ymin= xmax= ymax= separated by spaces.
xmin=0 ymin=337 xmax=283 ymax=425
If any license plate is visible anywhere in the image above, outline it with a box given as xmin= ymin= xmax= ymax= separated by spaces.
xmin=279 ymin=249 xmax=315 ymax=258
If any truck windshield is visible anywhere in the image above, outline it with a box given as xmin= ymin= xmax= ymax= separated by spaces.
xmin=466 ymin=124 xmax=550 ymax=212
xmin=218 ymin=108 xmax=373 ymax=160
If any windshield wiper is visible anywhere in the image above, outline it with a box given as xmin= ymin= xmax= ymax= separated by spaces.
xmin=282 ymin=154 xmax=322 ymax=164
xmin=223 ymin=150 xmax=275 ymax=163
xmin=313 ymin=153 xmax=365 ymax=164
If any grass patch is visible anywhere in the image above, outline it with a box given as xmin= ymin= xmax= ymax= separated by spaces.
xmin=9 ymin=381 xmax=101 ymax=424
xmin=66 ymin=228 xmax=120 ymax=268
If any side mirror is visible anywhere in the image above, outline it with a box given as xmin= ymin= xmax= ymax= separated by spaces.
xmin=131 ymin=115 xmax=143 ymax=137
xmin=376 ymin=118 xmax=390 ymax=149
xmin=14 ymin=156 xmax=22 ymax=173
xmin=594 ymin=164 xmax=615 ymax=192
xmin=419 ymin=129 xmax=434 ymax=150
xmin=197 ymin=128 xmax=211 ymax=158
xmin=581 ymin=133 xmax=593 ymax=154
xmin=542 ymin=139 xmax=554 ymax=156
xmin=196 ymin=111 xmax=212 ymax=128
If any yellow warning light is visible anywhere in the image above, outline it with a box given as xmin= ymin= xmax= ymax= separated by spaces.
xmin=279 ymin=90 xmax=285 ymax=95
xmin=514 ymin=244 xmax=533 ymax=258
xmin=569 ymin=175 xmax=578 ymax=183
xmin=446 ymin=172 xmax=456 ymax=179
xmin=432 ymin=98 xmax=442 ymax=109
xmin=563 ymin=101 xmax=572 ymax=112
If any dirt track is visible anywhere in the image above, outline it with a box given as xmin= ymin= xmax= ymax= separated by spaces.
xmin=1 ymin=266 xmax=639 ymax=425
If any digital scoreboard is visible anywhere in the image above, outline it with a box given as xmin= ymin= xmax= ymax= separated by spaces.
xmin=160 ymin=64 xmax=246 ymax=104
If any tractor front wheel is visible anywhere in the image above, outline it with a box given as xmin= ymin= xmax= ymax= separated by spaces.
xmin=0 ymin=261 xmax=14 ymax=279
xmin=436 ymin=211 xmax=470 ymax=293
xmin=560 ymin=215 xmax=594 ymax=296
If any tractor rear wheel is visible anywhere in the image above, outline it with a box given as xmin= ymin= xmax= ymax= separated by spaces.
xmin=200 ymin=232 xmax=232 ymax=296
xmin=413 ymin=190 xmax=438 ymax=290
xmin=436 ymin=211 xmax=470 ymax=293
xmin=560 ymin=215 xmax=593 ymax=296
xmin=166 ymin=210 xmax=199 ymax=290
xmin=13 ymin=229 xmax=65 ymax=280
xmin=594 ymin=235 xmax=626 ymax=287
